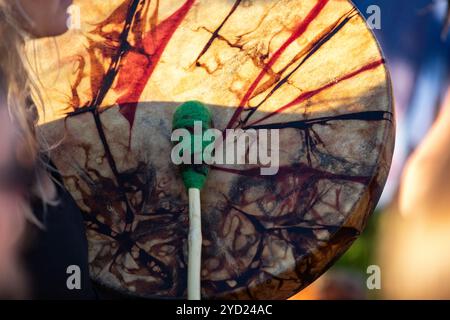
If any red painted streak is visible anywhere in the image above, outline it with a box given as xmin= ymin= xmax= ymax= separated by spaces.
xmin=211 ymin=164 xmax=369 ymax=184
xmin=226 ymin=0 xmax=330 ymax=129
xmin=115 ymin=0 xmax=196 ymax=128
xmin=248 ymin=59 xmax=384 ymax=127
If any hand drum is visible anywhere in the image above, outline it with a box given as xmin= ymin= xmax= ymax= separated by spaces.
xmin=31 ymin=0 xmax=394 ymax=299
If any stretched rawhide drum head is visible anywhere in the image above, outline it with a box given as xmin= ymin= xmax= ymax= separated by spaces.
xmin=31 ymin=0 xmax=394 ymax=299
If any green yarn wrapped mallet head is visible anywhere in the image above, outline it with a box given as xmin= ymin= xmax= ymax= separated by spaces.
xmin=172 ymin=101 xmax=213 ymax=190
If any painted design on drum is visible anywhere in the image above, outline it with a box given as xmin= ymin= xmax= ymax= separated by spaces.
xmin=33 ymin=0 xmax=394 ymax=299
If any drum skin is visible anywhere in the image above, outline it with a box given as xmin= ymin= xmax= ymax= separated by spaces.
xmin=31 ymin=0 xmax=394 ymax=299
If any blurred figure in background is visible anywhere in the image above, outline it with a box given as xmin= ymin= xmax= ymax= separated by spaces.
xmin=0 ymin=0 xmax=95 ymax=299
xmin=377 ymin=0 xmax=450 ymax=300
xmin=381 ymin=65 xmax=450 ymax=298
xmin=356 ymin=0 xmax=450 ymax=205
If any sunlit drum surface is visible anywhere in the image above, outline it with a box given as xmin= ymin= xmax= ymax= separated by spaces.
xmin=30 ymin=0 xmax=394 ymax=299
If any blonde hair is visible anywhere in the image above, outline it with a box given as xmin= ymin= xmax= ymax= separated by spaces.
xmin=0 ymin=0 xmax=58 ymax=226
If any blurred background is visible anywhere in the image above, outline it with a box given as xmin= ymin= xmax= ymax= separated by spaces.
xmin=292 ymin=0 xmax=450 ymax=300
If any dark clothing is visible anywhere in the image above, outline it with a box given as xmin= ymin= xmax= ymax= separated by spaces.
xmin=23 ymin=167 xmax=96 ymax=300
